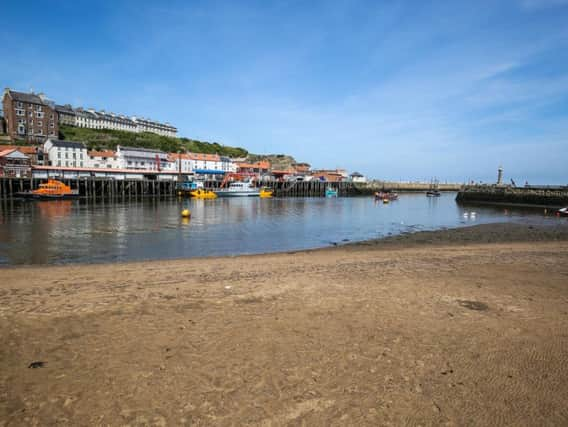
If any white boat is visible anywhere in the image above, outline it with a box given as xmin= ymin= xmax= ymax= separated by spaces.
xmin=214 ymin=181 xmax=260 ymax=197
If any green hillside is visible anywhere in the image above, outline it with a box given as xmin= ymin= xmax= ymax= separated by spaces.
xmin=58 ymin=125 xmax=248 ymax=158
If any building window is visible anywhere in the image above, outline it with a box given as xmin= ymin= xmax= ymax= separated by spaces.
xmin=58 ymin=152 xmax=61 ymax=158
xmin=16 ymin=109 xmax=25 ymax=116
xmin=65 ymin=153 xmax=69 ymax=159
xmin=38 ymin=121 xmax=42 ymax=127
xmin=36 ymin=112 xmax=44 ymax=118
xmin=80 ymin=162 xmax=83 ymax=167
xmin=16 ymin=101 xmax=23 ymax=108
xmin=18 ymin=126 xmax=25 ymax=135
xmin=57 ymin=161 xmax=61 ymax=166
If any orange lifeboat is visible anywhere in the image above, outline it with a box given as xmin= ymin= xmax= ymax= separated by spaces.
xmin=24 ymin=180 xmax=79 ymax=199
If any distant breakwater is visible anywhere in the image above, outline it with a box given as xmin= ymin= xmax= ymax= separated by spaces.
xmin=456 ymin=185 xmax=568 ymax=207
xmin=354 ymin=181 xmax=462 ymax=195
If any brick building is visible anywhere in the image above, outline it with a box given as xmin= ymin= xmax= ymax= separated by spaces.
xmin=2 ymin=89 xmax=58 ymax=143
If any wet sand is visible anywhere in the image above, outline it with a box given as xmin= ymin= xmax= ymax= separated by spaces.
xmin=1 ymin=223 xmax=568 ymax=426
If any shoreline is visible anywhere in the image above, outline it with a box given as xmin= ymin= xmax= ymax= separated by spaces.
xmin=1 ymin=221 xmax=568 ymax=269
xmin=2 ymin=224 xmax=568 ymax=425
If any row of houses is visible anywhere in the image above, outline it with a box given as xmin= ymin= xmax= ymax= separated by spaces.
xmin=1 ymin=88 xmax=177 ymax=143
xmin=0 ymin=140 xmax=367 ymax=182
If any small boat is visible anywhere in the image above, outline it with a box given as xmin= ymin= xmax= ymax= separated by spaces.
xmin=427 ymin=179 xmax=441 ymax=197
xmin=374 ymin=191 xmax=398 ymax=201
xmin=383 ymin=198 xmax=390 ymax=204
xmin=325 ymin=187 xmax=338 ymax=197
xmin=16 ymin=179 xmax=79 ymax=199
xmin=190 ymin=188 xmax=217 ymax=199
xmin=557 ymin=207 xmax=568 ymax=216
xmin=259 ymin=187 xmax=274 ymax=198
xmin=215 ymin=181 xmax=260 ymax=197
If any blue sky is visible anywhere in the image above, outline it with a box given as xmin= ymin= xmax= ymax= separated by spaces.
xmin=2 ymin=0 xmax=568 ymax=183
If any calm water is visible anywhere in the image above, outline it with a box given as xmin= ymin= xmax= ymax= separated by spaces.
xmin=0 ymin=193 xmax=561 ymax=265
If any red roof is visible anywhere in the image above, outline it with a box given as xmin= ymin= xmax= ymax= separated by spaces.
xmin=0 ymin=145 xmax=38 ymax=155
xmin=88 ymin=150 xmax=116 ymax=158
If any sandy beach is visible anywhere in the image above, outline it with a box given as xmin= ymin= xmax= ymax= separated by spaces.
xmin=1 ymin=222 xmax=568 ymax=426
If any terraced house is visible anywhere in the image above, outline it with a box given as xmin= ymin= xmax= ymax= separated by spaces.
xmin=2 ymin=89 xmax=58 ymax=143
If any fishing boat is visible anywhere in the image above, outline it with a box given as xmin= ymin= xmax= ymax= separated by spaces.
xmin=325 ymin=187 xmax=338 ymax=197
xmin=214 ymin=181 xmax=260 ymax=197
xmin=259 ymin=187 xmax=274 ymax=198
xmin=426 ymin=179 xmax=441 ymax=197
xmin=190 ymin=188 xmax=217 ymax=199
xmin=16 ymin=179 xmax=79 ymax=199
xmin=374 ymin=191 xmax=398 ymax=201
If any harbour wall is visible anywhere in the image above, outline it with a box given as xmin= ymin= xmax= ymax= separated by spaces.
xmin=456 ymin=185 xmax=568 ymax=207
xmin=354 ymin=181 xmax=463 ymax=194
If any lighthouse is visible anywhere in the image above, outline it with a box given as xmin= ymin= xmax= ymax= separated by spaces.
xmin=497 ymin=165 xmax=503 ymax=185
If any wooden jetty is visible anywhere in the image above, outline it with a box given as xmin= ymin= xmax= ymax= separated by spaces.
xmin=0 ymin=177 xmax=357 ymax=199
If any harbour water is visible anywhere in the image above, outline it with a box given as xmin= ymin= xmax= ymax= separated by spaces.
xmin=0 ymin=193 xmax=562 ymax=265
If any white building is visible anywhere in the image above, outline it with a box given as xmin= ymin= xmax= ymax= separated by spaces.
xmin=167 ymin=152 xmax=237 ymax=175
xmin=132 ymin=116 xmax=177 ymax=137
xmin=59 ymin=107 xmax=177 ymax=137
xmin=44 ymin=139 xmax=88 ymax=168
xmin=350 ymin=172 xmax=367 ymax=183
xmin=87 ymin=150 xmax=120 ymax=169
xmin=116 ymin=146 xmax=171 ymax=171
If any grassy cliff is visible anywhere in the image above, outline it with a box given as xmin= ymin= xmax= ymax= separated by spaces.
xmin=58 ymin=125 xmax=249 ymax=157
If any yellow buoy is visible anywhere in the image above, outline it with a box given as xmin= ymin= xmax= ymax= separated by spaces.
xmin=181 ymin=209 xmax=191 ymax=218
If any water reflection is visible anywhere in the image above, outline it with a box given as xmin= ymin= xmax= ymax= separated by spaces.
xmin=0 ymin=193 xmax=563 ymax=265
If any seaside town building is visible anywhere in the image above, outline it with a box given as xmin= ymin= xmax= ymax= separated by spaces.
xmin=116 ymin=146 xmax=170 ymax=171
xmin=349 ymin=171 xmax=367 ymax=183
xmin=3 ymin=88 xmax=177 ymax=139
xmin=54 ymin=105 xmax=76 ymax=126
xmin=87 ymin=150 xmax=119 ymax=169
xmin=235 ymin=160 xmax=271 ymax=176
xmin=0 ymin=148 xmax=31 ymax=177
xmin=311 ymin=169 xmax=346 ymax=182
xmin=0 ymin=145 xmax=43 ymax=165
xmin=2 ymin=89 xmax=58 ymax=143
xmin=63 ymin=107 xmax=176 ymax=136
xmin=131 ymin=116 xmax=177 ymax=137
xmin=44 ymin=139 xmax=88 ymax=168
xmin=167 ymin=152 xmax=238 ymax=175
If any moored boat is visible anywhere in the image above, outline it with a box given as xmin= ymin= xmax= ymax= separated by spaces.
xmin=259 ymin=187 xmax=274 ymax=198
xmin=214 ymin=181 xmax=260 ymax=197
xmin=190 ymin=188 xmax=217 ymax=199
xmin=426 ymin=190 xmax=441 ymax=197
xmin=557 ymin=207 xmax=568 ymax=216
xmin=16 ymin=179 xmax=79 ymax=199
xmin=374 ymin=191 xmax=398 ymax=201
xmin=325 ymin=187 xmax=338 ymax=197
